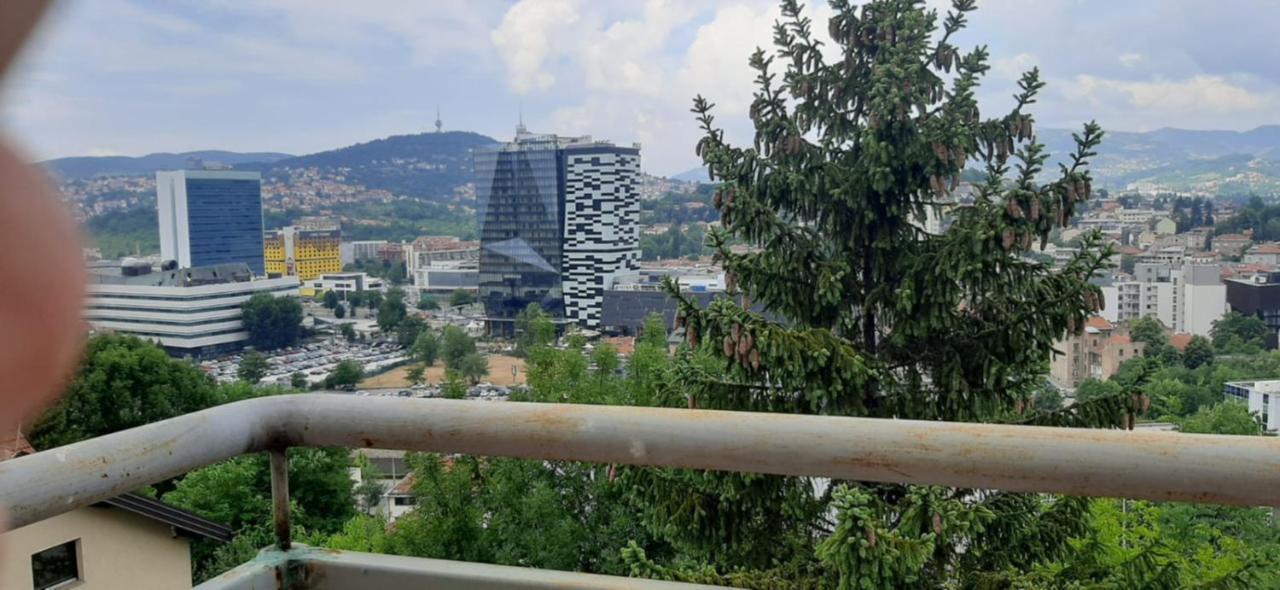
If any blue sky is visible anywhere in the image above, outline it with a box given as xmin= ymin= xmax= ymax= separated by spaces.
xmin=2 ymin=0 xmax=1279 ymax=176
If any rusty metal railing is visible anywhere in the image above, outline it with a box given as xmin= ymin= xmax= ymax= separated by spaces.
xmin=4 ymin=394 xmax=1279 ymax=536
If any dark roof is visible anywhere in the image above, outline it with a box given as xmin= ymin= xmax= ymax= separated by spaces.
xmin=97 ymin=493 xmax=234 ymax=543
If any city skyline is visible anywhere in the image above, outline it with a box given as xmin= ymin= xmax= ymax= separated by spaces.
xmin=0 ymin=0 xmax=1277 ymax=176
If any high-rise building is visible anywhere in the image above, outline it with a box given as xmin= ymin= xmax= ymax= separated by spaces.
xmin=264 ymin=218 xmax=342 ymax=294
xmin=156 ymin=169 xmax=266 ymax=275
xmin=1097 ymin=261 xmax=1226 ymax=336
xmin=475 ymin=130 xmax=640 ymax=334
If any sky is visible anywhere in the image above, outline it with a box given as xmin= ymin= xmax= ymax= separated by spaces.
xmin=1 ymin=0 xmax=1278 ymax=176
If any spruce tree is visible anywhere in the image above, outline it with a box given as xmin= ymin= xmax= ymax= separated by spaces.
xmin=626 ymin=0 xmax=1139 ymax=586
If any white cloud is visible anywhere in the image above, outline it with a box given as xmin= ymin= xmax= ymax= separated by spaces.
xmin=1118 ymin=52 xmax=1145 ymax=67
xmin=491 ymin=0 xmax=583 ymax=94
xmin=1067 ymin=74 xmax=1273 ymax=113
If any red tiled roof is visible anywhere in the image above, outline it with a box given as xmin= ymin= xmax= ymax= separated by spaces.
xmin=389 ymin=473 xmax=416 ymax=495
xmin=1169 ymin=333 xmax=1194 ymax=352
xmin=1085 ymin=316 xmax=1113 ymax=331
xmin=1249 ymin=243 xmax=1280 ymax=254
xmin=1106 ymin=334 xmax=1133 ymax=346
xmin=604 ymin=336 xmax=635 ymax=356
xmin=1115 ymin=246 xmax=1145 ymax=255
xmin=1216 ymin=234 xmax=1250 ymax=242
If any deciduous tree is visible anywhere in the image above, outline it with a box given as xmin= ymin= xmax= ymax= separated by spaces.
xmin=237 ymin=351 xmax=268 ymax=384
xmin=241 ymin=293 xmax=304 ymax=350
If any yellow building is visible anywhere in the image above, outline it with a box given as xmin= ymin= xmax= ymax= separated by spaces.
xmin=264 ymin=221 xmax=342 ymax=295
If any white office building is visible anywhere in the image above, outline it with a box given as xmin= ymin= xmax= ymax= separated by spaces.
xmin=1224 ymin=380 xmax=1278 ymax=432
xmin=560 ymin=146 xmax=642 ymax=328
xmin=303 ymin=272 xmax=383 ymax=296
xmin=1099 ymin=262 xmax=1226 ymax=336
xmin=85 ymin=262 xmax=299 ymax=356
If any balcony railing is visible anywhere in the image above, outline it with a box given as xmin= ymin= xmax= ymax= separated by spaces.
xmin=2 ymin=394 xmax=1278 ymax=589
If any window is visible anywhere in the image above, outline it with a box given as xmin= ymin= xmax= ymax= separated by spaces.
xmin=31 ymin=540 xmax=79 ymax=590
xmin=393 ymin=496 xmax=417 ymax=506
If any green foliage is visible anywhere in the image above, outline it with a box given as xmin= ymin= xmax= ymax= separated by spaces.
xmin=817 ymin=485 xmax=992 ymax=589
xmin=448 ymin=289 xmax=476 ymax=307
xmin=237 ymin=351 xmax=268 ymax=384
xmin=453 ymin=352 xmax=489 ymax=384
xmin=515 ymin=303 xmax=556 ymax=356
xmin=396 ymin=315 xmax=427 ymax=348
xmin=441 ymin=370 xmax=468 ymax=399
xmin=1010 ymin=499 xmax=1275 ymax=588
xmin=83 ymin=206 xmax=160 ymax=258
xmin=417 ymin=293 xmax=440 ymax=311
xmin=323 ymin=290 xmax=340 ymax=309
xmin=1215 ymin=195 xmax=1280 ymax=241
xmin=377 ymin=288 xmax=408 ymax=332
xmin=322 ymin=453 xmax=656 ymax=577
xmin=638 ymin=0 xmax=1124 ymax=585
xmin=640 ymin=186 xmax=718 ymax=226
xmin=365 ymin=290 xmax=384 ymax=312
xmin=640 ymin=223 xmax=710 ymax=261
xmin=241 ymin=293 xmax=304 ymax=350
xmin=1177 ymin=401 xmax=1262 ymax=435
xmin=340 ymin=324 xmax=357 ymax=342
xmin=411 ymin=330 xmax=440 ymax=366
xmin=333 ymin=303 xmax=346 ymax=319
xmin=1182 ymin=335 xmax=1214 ymax=369
xmin=1128 ymin=316 xmax=1168 ymax=350
xmin=268 ymin=131 xmax=496 ymax=203
xmin=290 ymin=371 xmax=308 ymax=390
xmin=440 ymin=325 xmax=476 ymax=368
xmin=1212 ymin=311 xmax=1269 ymax=353
xmin=166 ymin=448 xmax=355 ymax=582
xmin=592 ymin=343 xmax=621 ymax=380
xmin=325 ymin=360 xmax=364 ymax=389
xmin=29 ymin=334 xmax=222 ymax=449
xmin=406 ymin=365 xmax=426 ymax=386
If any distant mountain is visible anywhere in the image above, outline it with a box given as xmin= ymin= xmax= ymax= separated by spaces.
xmin=43 ymin=150 xmax=293 ymax=179
xmin=1038 ymin=125 xmax=1280 ymax=194
xmin=253 ymin=131 xmax=499 ymax=199
xmin=670 ymin=166 xmax=711 ymax=183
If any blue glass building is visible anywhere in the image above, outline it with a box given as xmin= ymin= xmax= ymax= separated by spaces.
xmin=157 ymin=170 xmax=266 ymax=275
xmin=476 ymin=129 xmax=641 ymax=335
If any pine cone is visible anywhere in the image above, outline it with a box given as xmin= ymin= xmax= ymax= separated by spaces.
xmin=1006 ymin=199 xmax=1025 ymax=220
xmin=723 ymin=336 xmax=735 ymax=358
xmin=1002 ymin=229 xmax=1016 ymax=250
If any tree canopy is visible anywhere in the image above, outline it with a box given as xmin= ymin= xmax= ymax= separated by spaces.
xmin=515 ymin=303 xmax=556 ymax=356
xmin=1212 ymin=311 xmax=1269 ymax=354
xmin=325 ymin=360 xmax=364 ymax=389
xmin=377 ymin=288 xmax=408 ymax=332
xmin=28 ymin=335 xmax=224 ymax=449
xmin=241 ymin=293 xmax=304 ymax=350
xmin=237 ymin=351 xmax=268 ymax=384
xmin=440 ymin=325 xmax=476 ymax=368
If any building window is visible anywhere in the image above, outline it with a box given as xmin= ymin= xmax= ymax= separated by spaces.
xmin=31 ymin=540 xmax=80 ymax=590
xmin=393 ymin=496 xmax=417 ymax=506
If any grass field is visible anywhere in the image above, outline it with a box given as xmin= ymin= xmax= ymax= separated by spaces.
xmin=358 ymin=354 xmax=526 ymax=388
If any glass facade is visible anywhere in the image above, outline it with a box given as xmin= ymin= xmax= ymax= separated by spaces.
xmin=186 ymin=177 xmax=266 ymax=275
xmin=476 ymin=137 xmax=566 ymax=334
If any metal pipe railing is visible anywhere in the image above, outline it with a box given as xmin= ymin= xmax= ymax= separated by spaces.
xmin=2 ymin=394 xmax=1279 ymax=535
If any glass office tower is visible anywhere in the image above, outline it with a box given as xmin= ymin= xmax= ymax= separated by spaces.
xmin=476 ymin=129 xmax=641 ymax=334
xmin=157 ymin=169 xmax=266 ymax=275
xmin=475 ymin=133 xmax=566 ymax=335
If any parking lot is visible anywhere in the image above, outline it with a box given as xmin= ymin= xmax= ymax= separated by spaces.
xmin=200 ymin=340 xmax=408 ymax=387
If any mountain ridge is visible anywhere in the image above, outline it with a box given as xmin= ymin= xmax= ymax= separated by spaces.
xmin=43 ymin=150 xmax=294 ymax=179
